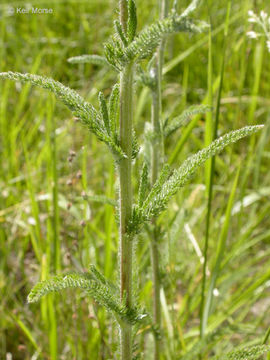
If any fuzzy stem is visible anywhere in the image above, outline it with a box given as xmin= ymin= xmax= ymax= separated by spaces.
xmin=119 ymin=2 xmax=134 ymax=359
xmin=119 ymin=62 xmax=134 ymax=360
xmin=150 ymin=1 xmax=169 ymax=359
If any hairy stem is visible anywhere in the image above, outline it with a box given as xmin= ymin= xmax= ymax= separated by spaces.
xmin=119 ymin=62 xmax=134 ymax=360
xmin=119 ymin=2 xmax=134 ymax=359
xmin=150 ymin=1 xmax=169 ymax=359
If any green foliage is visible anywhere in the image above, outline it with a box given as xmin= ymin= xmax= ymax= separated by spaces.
xmin=109 ymin=83 xmax=120 ymax=136
xmin=132 ymin=129 xmax=140 ymax=159
xmin=105 ymin=13 xmax=208 ymax=69
xmin=123 ymin=15 xmax=207 ymax=63
xmin=1 ymin=1 xmax=268 ymax=358
xmin=138 ymin=163 xmax=149 ymax=208
xmin=181 ymin=329 xmax=222 ymax=360
xmin=127 ymin=0 xmax=137 ymax=42
xmin=164 ymin=104 xmax=212 ymax=137
xmin=0 ymin=71 xmax=126 ymax=161
xmin=211 ymin=345 xmax=270 ymax=360
xmin=28 ymin=272 xmax=93 ymax=303
xmin=114 ymin=20 xmax=129 ymax=46
xmin=181 ymin=0 xmax=201 ymax=17
xmin=81 ymin=193 xmax=117 ymax=207
xmin=131 ymin=125 xmax=263 ymax=232
xmin=98 ymin=92 xmax=110 ymax=135
xmin=137 ymin=65 xmax=156 ymax=90
xmin=28 ymin=270 xmax=143 ymax=325
xmin=67 ymin=54 xmax=112 ymax=68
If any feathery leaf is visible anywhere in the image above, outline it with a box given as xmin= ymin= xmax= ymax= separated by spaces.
xmin=81 ymin=193 xmax=117 ymax=207
xmin=89 ymin=265 xmax=118 ymax=292
xmin=67 ymin=54 xmax=113 ymax=68
xmin=114 ymin=20 xmax=128 ymax=46
xmin=132 ymin=129 xmax=140 ymax=159
xmin=27 ymin=272 xmax=121 ymax=315
xmin=181 ymin=0 xmax=201 ymax=18
xmin=28 ymin=271 xmax=142 ymax=325
xmin=104 ymin=14 xmax=208 ymax=69
xmin=127 ymin=0 xmax=137 ymax=42
xmin=0 ymin=72 xmax=126 ymax=160
xmin=0 ymin=71 xmax=101 ymax=131
xmin=138 ymin=163 xmax=149 ymax=208
xmin=98 ymin=92 xmax=110 ymax=135
xmin=164 ymin=104 xmax=212 ymax=137
xmin=138 ymin=125 xmax=263 ymax=223
xmin=211 ymin=345 xmax=270 ymax=360
xmin=28 ymin=272 xmax=93 ymax=303
xmin=109 ymin=83 xmax=120 ymax=136
xmin=121 ymin=16 xmax=208 ymax=64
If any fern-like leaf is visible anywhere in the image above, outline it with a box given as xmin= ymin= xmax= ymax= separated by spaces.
xmin=0 ymin=71 xmax=102 ymax=131
xmin=67 ymin=54 xmax=112 ymax=68
xmin=27 ymin=273 xmax=121 ymax=315
xmin=109 ymin=83 xmax=120 ymax=136
xmin=164 ymin=104 xmax=212 ymax=137
xmin=181 ymin=0 xmax=201 ymax=17
xmin=81 ymin=193 xmax=117 ymax=207
xmin=114 ymin=20 xmax=129 ymax=46
xmin=28 ymin=272 xmax=93 ymax=303
xmin=0 ymin=72 xmax=126 ymax=160
xmin=121 ymin=16 xmax=208 ymax=64
xmin=138 ymin=163 xmax=149 ymax=208
xmin=211 ymin=345 xmax=270 ymax=360
xmin=132 ymin=129 xmax=140 ymax=159
xmin=127 ymin=0 xmax=137 ymax=42
xmin=104 ymin=12 xmax=208 ymax=69
xmin=98 ymin=92 xmax=110 ymax=135
xmin=136 ymin=125 xmax=263 ymax=224
xmin=28 ymin=271 xmax=142 ymax=325
xmin=89 ymin=265 xmax=118 ymax=292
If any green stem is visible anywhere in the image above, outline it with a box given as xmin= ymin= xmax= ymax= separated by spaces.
xmin=119 ymin=62 xmax=134 ymax=360
xmin=150 ymin=1 xmax=169 ymax=359
xmin=119 ymin=2 xmax=134 ymax=359
xmin=150 ymin=228 xmax=161 ymax=359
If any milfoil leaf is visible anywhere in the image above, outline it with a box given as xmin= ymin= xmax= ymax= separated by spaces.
xmin=0 ymin=71 xmax=126 ymax=160
xmin=135 ymin=125 xmax=263 ymax=226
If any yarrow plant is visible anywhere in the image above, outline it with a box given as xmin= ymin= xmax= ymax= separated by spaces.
xmin=1 ymin=1 xmax=268 ymax=359
xmin=247 ymin=10 xmax=270 ymax=52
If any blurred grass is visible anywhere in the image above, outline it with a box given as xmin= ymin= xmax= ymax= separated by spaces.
xmin=0 ymin=0 xmax=270 ymax=359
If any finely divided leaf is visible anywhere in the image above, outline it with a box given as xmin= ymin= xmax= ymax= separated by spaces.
xmin=0 ymin=71 xmax=101 ymax=131
xmin=114 ymin=20 xmax=128 ymax=46
xmin=139 ymin=125 xmax=263 ymax=222
xmin=181 ymin=0 xmax=201 ymax=18
xmin=28 ymin=271 xmax=142 ymax=325
xmin=121 ymin=16 xmax=208 ymax=64
xmin=27 ymin=272 xmax=93 ymax=303
xmin=164 ymin=104 xmax=211 ymax=137
xmin=67 ymin=54 xmax=112 ymax=68
xmin=27 ymin=272 xmax=121 ymax=316
xmin=82 ymin=194 xmax=117 ymax=207
xmin=109 ymin=83 xmax=120 ymax=136
xmin=211 ymin=345 xmax=270 ymax=360
xmin=138 ymin=163 xmax=149 ymax=207
xmin=127 ymin=0 xmax=137 ymax=42
xmin=0 ymin=72 xmax=126 ymax=160
xmin=105 ymin=14 xmax=208 ymax=69
xmin=98 ymin=92 xmax=110 ymax=135
xmin=89 ymin=265 xmax=118 ymax=292
xmin=141 ymin=164 xmax=171 ymax=215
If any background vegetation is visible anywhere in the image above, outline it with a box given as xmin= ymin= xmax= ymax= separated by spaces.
xmin=0 ymin=0 xmax=269 ymax=359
